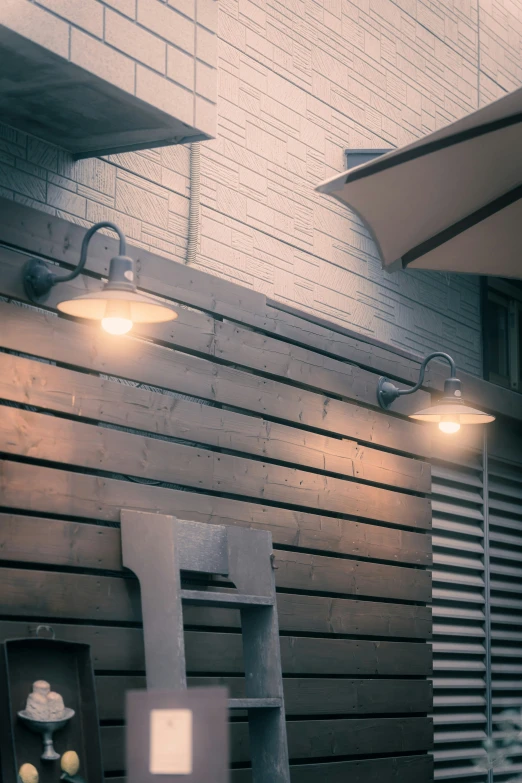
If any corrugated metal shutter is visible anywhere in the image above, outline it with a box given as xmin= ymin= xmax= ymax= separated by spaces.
xmin=488 ymin=458 xmax=522 ymax=782
xmin=432 ymin=454 xmax=489 ymax=782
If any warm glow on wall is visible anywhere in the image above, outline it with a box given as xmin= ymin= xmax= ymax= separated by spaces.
xmin=23 ymin=221 xmax=177 ymax=335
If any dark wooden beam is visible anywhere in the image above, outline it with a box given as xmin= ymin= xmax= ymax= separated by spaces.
xmin=0 ymin=621 xmax=433 ymax=676
xmin=96 ymin=675 xmax=432 ymax=721
xmin=0 ymin=569 xmax=431 ymax=639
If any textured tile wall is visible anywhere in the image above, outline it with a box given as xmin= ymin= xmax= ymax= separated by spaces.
xmin=1 ymin=0 xmax=518 ymax=375
xmin=1 ymin=0 xmax=217 ymax=137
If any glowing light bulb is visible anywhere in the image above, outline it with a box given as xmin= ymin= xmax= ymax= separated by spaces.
xmin=438 ymin=419 xmax=461 ymax=434
xmin=101 ymin=299 xmax=133 ymax=335
xmin=102 ymin=316 xmax=133 ymax=335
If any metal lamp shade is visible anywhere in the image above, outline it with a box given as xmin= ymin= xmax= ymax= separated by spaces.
xmin=56 ymin=288 xmax=177 ymax=324
xmin=409 ymin=400 xmax=496 ymax=424
xmin=56 ymin=253 xmax=177 ymax=325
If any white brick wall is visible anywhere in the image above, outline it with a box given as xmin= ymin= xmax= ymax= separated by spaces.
xmin=1 ymin=0 xmax=70 ymax=57
xmin=1 ymin=0 xmax=218 ymax=138
xmin=70 ymin=26 xmax=136 ymax=92
xmin=1 ymin=0 xmax=517 ymax=375
xmin=105 ymin=7 xmax=166 ymax=72
xmin=36 ymin=0 xmax=105 ymax=37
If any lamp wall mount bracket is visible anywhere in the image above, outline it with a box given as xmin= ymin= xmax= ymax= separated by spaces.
xmin=23 ymin=257 xmax=56 ymax=302
xmin=376 ymin=352 xmax=458 ymax=410
xmin=22 ymin=221 xmax=128 ymax=305
xmin=377 ymin=377 xmax=401 ymax=409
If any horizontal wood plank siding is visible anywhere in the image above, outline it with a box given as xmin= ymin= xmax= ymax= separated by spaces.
xmin=0 ymin=621 xmax=432 ymax=676
xmin=0 ymin=567 xmax=431 ymax=638
xmin=94 ymin=675 xmax=433 ymax=720
xmin=101 ymin=742 xmax=433 ymax=782
xmin=0 ymin=300 xmax=431 ymax=456
xmin=0 ymin=467 xmax=431 ymax=564
xmin=0 ymin=196 xmax=519 ymax=417
xmin=0 ymin=204 xmax=433 ymax=779
xmin=0 ymin=406 xmax=431 ymax=529
xmin=97 ymin=712 xmax=433 ymax=763
xmin=0 ymin=352 xmax=431 ymax=493
xmin=0 ymin=514 xmax=431 ymax=601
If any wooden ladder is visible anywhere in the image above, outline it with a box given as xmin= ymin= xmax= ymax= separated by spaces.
xmin=121 ymin=510 xmax=291 ymax=783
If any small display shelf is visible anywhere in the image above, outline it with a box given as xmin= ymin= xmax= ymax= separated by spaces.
xmin=0 ymin=636 xmax=103 ymax=783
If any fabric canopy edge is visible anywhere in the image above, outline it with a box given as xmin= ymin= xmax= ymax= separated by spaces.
xmin=315 ymin=166 xmax=403 ymax=272
xmin=315 ymin=85 xmax=522 ymax=274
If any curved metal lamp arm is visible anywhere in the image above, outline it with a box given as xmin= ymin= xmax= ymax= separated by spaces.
xmin=377 ymin=351 xmax=457 ymax=409
xmin=52 ymin=221 xmax=127 ymax=284
xmin=23 ymin=221 xmax=128 ymax=303
xmin=395 ymin=352 xmax=456 ymax=397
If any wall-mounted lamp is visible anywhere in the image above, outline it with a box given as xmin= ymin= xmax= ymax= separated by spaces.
xmin=23 ymin=222 xmax=177 ymax=335
xmin=377 ymin=352 xmax=495 ymax=433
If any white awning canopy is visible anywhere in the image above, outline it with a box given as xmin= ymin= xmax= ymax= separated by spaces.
xmin=316 ymin=86 xmax=522 ymax=278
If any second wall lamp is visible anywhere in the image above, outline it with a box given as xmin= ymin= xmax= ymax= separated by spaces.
xmin=377 ymin=352 xmax=495 ymax=433
xmin=23 ymin=222 xmax=177 ymax=335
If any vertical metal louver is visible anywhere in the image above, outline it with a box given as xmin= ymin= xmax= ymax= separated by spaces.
xmin=488 ymin=458 xmax=522 ymax=782
xmin=432 ymin=455 xmax=489 ymax=782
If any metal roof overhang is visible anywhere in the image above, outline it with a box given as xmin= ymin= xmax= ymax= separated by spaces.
xmin=0 ymin=26 xmax=209 ymax=159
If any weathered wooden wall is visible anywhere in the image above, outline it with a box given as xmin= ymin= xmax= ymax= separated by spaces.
xmin=0 ymin=199 xmax=434 ymax=782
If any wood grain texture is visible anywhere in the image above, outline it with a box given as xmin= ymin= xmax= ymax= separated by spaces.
xmin=0 ymin=352 xmax=431 ymax=493
xmin=0 ymin=621 xmax=433 ymax=675
xmin=95 ymin=675 xmax=432 ymax=720
xmin=0 ymin=300 xmax=432 ymax=456
xmin=283 ymin=717 xmax=433 ymax=758
xmin=0 ymin=407 xmax=431 ymax=529
xmin=255 ymin=754 xmax=433 ymax=783
xmin=0 ymin=199 xmax=510 ymax=424
xmin=99 ymin=716 xmax=432 ymax=771
xmin=107 ymin=758 xmax=434 ymax=783
xmin=0 ymin=462 xmax=432 ymax=565
xmin=96 ymin=694 xmax=433 ymax=764
xmin=0 ymin=210 xmax=425 ymax=388
xmin=107 ymin=756 xmax=434 ymax=783
xmin=0 ymin=513 xmax=431 ymax=601
xmin=0 ymin=569 xmax=432 ymax=639
xmin=0 ymin=250 xmax=431 ymax=416
xmin=0 ymin=202 xmax=433 ymax=780
xmin=274 ymin=549 xmax=431 ymax=601
xmin=266 ymin=300 xmax=518 ymax=424
xmin=186 ymin=592 xmax=431 ymax=639
xmin=0 ymin=199 xmax=267 ymax=326
xmin=0 ymin=226 xmax=430 ymax=391
xmin=0 ymin=552 xmax=431 ymax=622
xmin=100 ymin=713 xmax=431 ymax=764
xmin=101 ymin=722 xmax=432 ymax=779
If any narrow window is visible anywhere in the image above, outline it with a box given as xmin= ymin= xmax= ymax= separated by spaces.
xmin=484 ymin=279 xmax=522 ymax=391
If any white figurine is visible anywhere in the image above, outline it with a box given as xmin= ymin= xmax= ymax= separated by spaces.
xmin=25 ymin=681 xmax=52 ymax=721
xmin=24 ymin=681 xmax=68 ymax=721
xmin=47 ymin=691 xmax=66 ymax=720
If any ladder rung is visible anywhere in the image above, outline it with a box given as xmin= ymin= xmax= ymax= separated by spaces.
xmin=228 ymin=698 xmax=282 ymax=710
xmin=180 ymin=589 xmax=274 ymax=609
